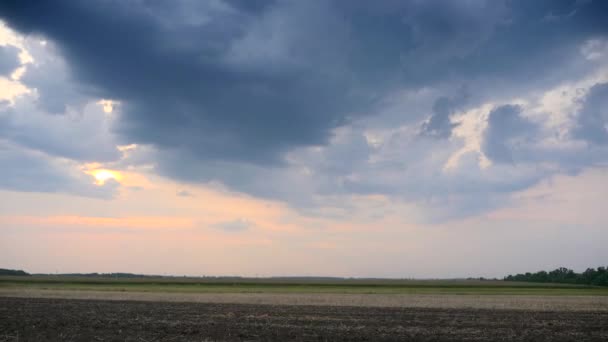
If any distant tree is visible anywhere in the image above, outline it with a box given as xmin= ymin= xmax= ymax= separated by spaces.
xmin=504 ymin=266 xmax=608 ymax=287
xmin=592 ymin=267 xmax=608 ymax=286
xmin=0 ymin=268 xmax=30 ymax=276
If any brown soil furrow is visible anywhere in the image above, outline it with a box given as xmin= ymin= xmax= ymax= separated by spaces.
xmin=1 ymin=297 xmax=607 ymax=341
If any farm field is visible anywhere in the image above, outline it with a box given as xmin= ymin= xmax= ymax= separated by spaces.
xmin=1 ymin=276 xmax=608 ymax=341
xmin=2 ymin=275 xmax=607 ymax=295
xmin=1 ymin=296 xmax=607 ymax=341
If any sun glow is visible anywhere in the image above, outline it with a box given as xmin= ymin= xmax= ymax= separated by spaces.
xmin=91 ymin=169 xmax=122 ymax=185
xmin=97 ymin=99 xmax=118 ymax=113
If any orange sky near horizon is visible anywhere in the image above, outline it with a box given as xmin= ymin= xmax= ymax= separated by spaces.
xmin=2 ymin=167 xmax=607 ymax=278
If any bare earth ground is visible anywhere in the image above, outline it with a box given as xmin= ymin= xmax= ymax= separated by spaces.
xmin=1 ymin=288 xmax=607 ymax=311
xmin=1 ymin=296 xmax=608 ymax=342
xmin=1 ymin=290 xmax=607 ymax=341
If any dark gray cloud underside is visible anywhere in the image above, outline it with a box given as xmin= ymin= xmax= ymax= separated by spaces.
xmin=573 ymin=83 xmax=608 ymax=145
xmin=0 ymin=45 xmax=20 ymax=76
xmin=0 ymin=0 xmax=607 ymax=211
xmin=1 ymin=1 xmax=606 ymax=168
xmin=482 ymin=105 xmax=537 ymax=163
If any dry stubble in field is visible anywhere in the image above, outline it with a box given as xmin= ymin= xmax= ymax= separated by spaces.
xmin=1 ymin=288 xmax=608 ymax=311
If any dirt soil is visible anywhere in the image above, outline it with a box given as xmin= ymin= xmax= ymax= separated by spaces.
xmin=2 ymin=289 xmax=607 ymax=311
xmin=1 ymin=297 xmax=607 ymax=341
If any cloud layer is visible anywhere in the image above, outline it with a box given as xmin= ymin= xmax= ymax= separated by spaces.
xmin=0 ymin=0 xmax=607 ymax=219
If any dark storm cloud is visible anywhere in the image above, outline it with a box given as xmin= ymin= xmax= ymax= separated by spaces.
xmin=0 ymin=0 xmax=366 ymax=165
xmin=572 ymin=82 xmax=608 ymax=145
xmin=1 ymin=1 xmax=605 ymax=167
xmin=447 ymin=1 xmax=608 ymax=85
xmin=420 ymin=89 xmax=469 ymax=139
xmin=0 ymin=44 xmax=20 ymax=76
xmin=420 ymin=98 xmax=460 ymax=139
xmin=482 ymin=105 xmax=538 ymax=164
xmin=0 ymin=0 xmax=607 ymax=211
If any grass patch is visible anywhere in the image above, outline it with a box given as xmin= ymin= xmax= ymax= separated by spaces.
xmin=1 ymin=276 xmax=607 ymax=296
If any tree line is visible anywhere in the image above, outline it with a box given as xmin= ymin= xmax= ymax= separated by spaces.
xmin=505 ymin=267 xmax=608 ymax=286
xmin=0 ymin=268 xmax=29 ymax=276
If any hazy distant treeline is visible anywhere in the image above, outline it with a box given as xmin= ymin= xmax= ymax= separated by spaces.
xmin=0 ymin=268 xmax=29 ymax=276
xmin=505 ymin=267 xmax=608 ymax=286
xmin=58 ymin=273 xmax=152 ymax=278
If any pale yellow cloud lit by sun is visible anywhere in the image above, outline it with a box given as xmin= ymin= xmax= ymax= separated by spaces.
xmin=117 ymin=144 xmax=137 ymax=152
xmin=0 ymin=77 xmax=29 ymax=103
xmin=81 ymin=162 xmax=153 ymax=189
xmin=85 ymin=168 xmax=122 ymax=186
xmin=97 ymin=99 xmax=118 ymax=113
xmin=444 ymin=103 xmax=494 ymax=171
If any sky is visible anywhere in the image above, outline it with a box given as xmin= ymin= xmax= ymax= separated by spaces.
xmin=0 ymin=0 xmax=607 ymax=278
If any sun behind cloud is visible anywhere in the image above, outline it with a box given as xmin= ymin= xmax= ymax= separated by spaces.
xmin=90 ymin=169 xmax=122 ymax=185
